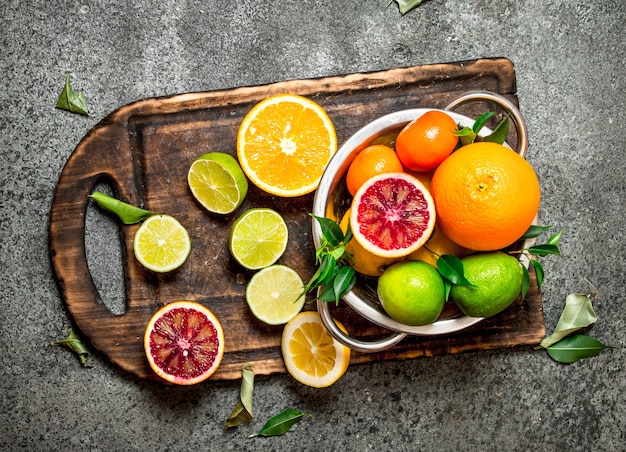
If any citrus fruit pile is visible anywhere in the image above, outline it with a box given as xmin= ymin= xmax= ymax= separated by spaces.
xmin=342 ymin=109 xmax=540 ymax=325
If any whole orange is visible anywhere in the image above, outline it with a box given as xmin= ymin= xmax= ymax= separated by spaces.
xmin=395 ymin=110 xmax=459 ymax=172
xmin=430 ymin=142 xmax=540 ymax=251
xmin=346 ymin=144 xmax=404 ymax=196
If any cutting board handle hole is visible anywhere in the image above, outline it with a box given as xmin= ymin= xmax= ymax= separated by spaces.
xmin=85 ymin=181 xmax=127 ymax=316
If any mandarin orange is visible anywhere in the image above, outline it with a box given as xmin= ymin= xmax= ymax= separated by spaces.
xmin=430 ymin=142 xmax=540 ymax=251
xmin=395 ymin=110 xmax=459 ymax=172
xmin=346 ymin=144 xmax=404 ymax=196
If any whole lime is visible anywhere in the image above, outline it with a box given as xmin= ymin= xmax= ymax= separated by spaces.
xmin=450 ymin=251 xmax=523 ymax=318
xmin=377 ymin=260 xmax=445 ymax=326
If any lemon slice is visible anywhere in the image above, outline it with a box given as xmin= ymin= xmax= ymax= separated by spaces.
xmin=245 ymin=265 xmax=305 ymax=325
xmin=237 ymin=94 xmax=337 ymax=197
xmin=133 ymin=214 xmax=191 ymax=272
xmin=229 ymin=208 xmax=288 ymax=270
xmin=281 ymin=311 xmax=351 ymax=388
xmin=187 ymin=152 xmax=248 ymax=214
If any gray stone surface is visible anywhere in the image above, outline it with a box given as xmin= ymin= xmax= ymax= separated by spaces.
xmin=1 ymin=0 xmax=624 ymax=450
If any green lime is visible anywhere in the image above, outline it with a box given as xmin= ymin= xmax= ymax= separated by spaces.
xmin=229 ymin=208 xmax=288 ymax=270
xmin=133 ymin=214 xmax=191 ymax=273
xmin=246 ymin=265 xmax=305 ymax=325
xmin=187 ymin=152 xmax=248 ymax=214
xmin=377 ymin=260 xmax=446 ymax=326
xmin=450 ymin=251 xmax=523 ymax=317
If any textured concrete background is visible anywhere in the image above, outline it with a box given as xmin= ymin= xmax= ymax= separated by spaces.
xmin=1 ymin=0 xmax=624 ymax=450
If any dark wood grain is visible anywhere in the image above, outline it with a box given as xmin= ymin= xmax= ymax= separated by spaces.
xmin=49 ymin=58 xmax=544 ymax=382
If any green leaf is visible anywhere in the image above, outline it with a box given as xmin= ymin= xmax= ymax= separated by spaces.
xmin=48 ymin=329 xmax=92 ymax=367
xmin=528 ymin=244 xmax=560 ymax=257
xmin=539 ymin=293 xmax=598 ymax=348
xmin=521 ymin=225 xmax=553 ymax=240
xmin=56 ymin=73 xmax=89 ymax=116
xmin=437 ymin=255 xmax=475 ymax=287
xmin=332 ymin=266 xmax=356 ymax=305
xmin=390 ymin=0 xmax=425 ymax=15
xmin=546 ymin=334 xmax=615 ymax=363
xmin=521 ymin=265 xmax=530 ymax=301
xmin=548 ymin=228 xmax=565 ymax=246
xmin=530 ymin=259 xmax=544 ymax=288
xmin=250 ymin=408 xmax=312 ymax=437
xmin=225 ymin=364 xmax=255 ymax=429
xmin=312 ymin=215 xmax=344 ymax=247
xmin=454 ymin=126 xmax=476 ymax=146
xmin=472 ymin=111 xmax=496 ymax=134
xmin=90 ymin=191 xmax=154 ymax=224
xmin=482 ymin=116 xmax=510 ymax=145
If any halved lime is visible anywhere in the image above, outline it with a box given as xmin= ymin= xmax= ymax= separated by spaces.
xmin=229 ymin=208 xmax=288 ymax=270
xmin=188 ymin=152 xmax=248 ymax=214
xmin=246 ymin=265 xmax=305 ymax=325
xmin=133 ymin=214 xmax=191 ymax=272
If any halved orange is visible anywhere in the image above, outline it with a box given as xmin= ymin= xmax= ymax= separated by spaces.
xmin=236 ymin=94 xmax=337 ymax=197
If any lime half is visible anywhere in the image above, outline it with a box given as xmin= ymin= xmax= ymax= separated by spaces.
xmin=229 ymin=208 xmax=288 ymax=270
xmin=133 ymin=215 xmax=191 ymax=272
xmin=188 ymin=152 xmax=248 ymax=214
xmin=246 ymin=265 xmax=305 ymax=325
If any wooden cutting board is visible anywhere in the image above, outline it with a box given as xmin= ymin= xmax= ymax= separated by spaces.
xmin=49 ymin=58 xmax=545 ymax=382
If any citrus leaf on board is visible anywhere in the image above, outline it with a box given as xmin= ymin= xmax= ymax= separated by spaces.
xmin=90 ymin=191 xmax=154 ymax=224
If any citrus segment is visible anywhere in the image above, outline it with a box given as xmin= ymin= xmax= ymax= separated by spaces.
xmin=350 ymin=172 xmax=436 ymax=258
xmin=377 ymin=260 xmax=446 ymax=326
xmin=187 ymin=152 xmax=248 ymax=214
xmin=237 ymin=94 xmax=337 ymax=197
xmin=281 ymin=311 xmax=350 ymax=388
xmin=395 ymin=110 xmax=459 ymax=172
xmin=229 ymin=208 xmax=288 ymax=270
xmin=133 ymin=214 xmax=191 ymax=273
xmin=144 ymin=301 xmax=225 ymax=385
xmin=430 ymin=142 xmax=540 ymax=251
xmin=346 ymin=144 xmax=404 ymax=196
xmin=245 ymin=265 xmax=305 ymax=325
xmin=450 ymin=251 xmax=524 ymax=317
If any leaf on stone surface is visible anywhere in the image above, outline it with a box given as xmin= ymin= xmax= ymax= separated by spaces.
xmin=225 ymin=364 xmax=255 ymax=429
xmin=390 ymin=0 xmax=425 ymax=15
xmin=56 ymin=73 xmax=89 ymax=116
xmin=539 ymin=293 xmax=597 ymax=348
xmin=521 ymin=224 xmax=553 ymax=240
xmin=250 ymin=408 xmax=312 ymax=437
xmin=48 ymin=329 xmax=92 ymax=367
xmin=546 ymin=334 xmax=615 ymax=363
xmin=90 ymin=191 xmax=155 ymax=224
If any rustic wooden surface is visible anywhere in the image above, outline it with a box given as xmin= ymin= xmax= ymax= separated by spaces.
xmin=49 ymin=57 xmax=545 ymax=382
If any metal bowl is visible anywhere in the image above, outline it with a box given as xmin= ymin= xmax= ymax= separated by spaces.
xmin=312 ymin=91 xmax=534 ymax=352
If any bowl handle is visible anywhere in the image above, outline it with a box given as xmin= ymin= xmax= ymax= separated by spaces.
xmin=445 ymin=91 xmax=529 ymax=157
xmin=317 ymin=299 xmax=408 ymax=353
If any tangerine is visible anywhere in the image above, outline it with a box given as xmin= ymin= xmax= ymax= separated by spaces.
xmin=430 ymin=142 xmax=540 ymax=251
xmin=346 ymin=144 xmax=404 ymax=196
xmin=395 ymin=110 xmax=459 ymax=172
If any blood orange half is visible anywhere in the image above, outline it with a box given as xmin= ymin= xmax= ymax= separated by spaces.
xmin=350 ymin=172 xmax=436 ymax=258
xmin=144 ymin=301 xmax=225 ymax=385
